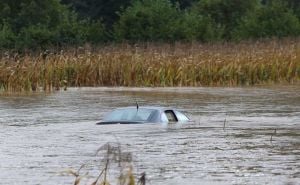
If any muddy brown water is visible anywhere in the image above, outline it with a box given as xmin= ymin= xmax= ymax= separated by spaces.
xmin=0 ymin=86 xmax=299 ymax=185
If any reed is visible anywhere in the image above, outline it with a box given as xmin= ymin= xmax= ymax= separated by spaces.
xmin=63 ymin=142 xmax=145 ymax=185
xmin=0 ymin=39 xmax=300 ymax=92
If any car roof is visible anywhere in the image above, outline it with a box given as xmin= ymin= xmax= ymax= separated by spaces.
xmin=114 ymin=106 xmax=175 ymax=112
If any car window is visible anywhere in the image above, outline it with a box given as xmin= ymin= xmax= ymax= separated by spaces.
xmin=104 ymin=108 xmax=156 ymax=122
xmin=161 ymin=113 xmax=169 ymax=122
xmin=175 ymin=110 xmax=189 ymax=121
xmin=164 ymin=110 xmax=178 ymax=122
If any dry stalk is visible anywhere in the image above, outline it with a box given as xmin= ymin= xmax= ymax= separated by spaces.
xmin=1 ymin=39 xmax=299 ymax=93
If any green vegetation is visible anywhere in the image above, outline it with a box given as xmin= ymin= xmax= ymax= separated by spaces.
xmin=1 ymin=1 xmax=300 ymax=92
xmin=2 ymin=0 xmax=300 ymax=49
xmin=114 ymin=0 xmax=183 ymax=41
xmin=234 ymin=0 xmax=300 ymax=39
xmin=1 ymin=40 xmax=299 ymax=92
xmin=0 ymin=0 xmax=106 ymax=50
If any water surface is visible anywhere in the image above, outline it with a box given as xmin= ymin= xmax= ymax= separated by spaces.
xmin=0 ymin=86 xmax=299 ymax=185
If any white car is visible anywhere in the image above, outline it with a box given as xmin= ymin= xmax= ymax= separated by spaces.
xmin=96 ymin=106 xmax=190 ymax=125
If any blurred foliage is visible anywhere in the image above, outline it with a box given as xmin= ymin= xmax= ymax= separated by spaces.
xmin=1 ymin=0 xmax=300 ymax=49
xmin=191 ymin=0 xmax=260 ymax=39
xmin=0 ymin=0 xmax=106 ymax=50
xmin=233 ymin=0 xmax=300 ymax=39
xmin=114 ymin=0 xmax=181 ymax=41
xmin=60 ymin=0 xmax=132 ymax=28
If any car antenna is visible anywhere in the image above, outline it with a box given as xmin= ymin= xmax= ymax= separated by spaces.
xmin=136 ymin=100 xmax=139 ymax=110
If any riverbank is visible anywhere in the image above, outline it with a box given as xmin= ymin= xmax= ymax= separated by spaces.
xmin=1 ymin=40 xmax=299 ymax=92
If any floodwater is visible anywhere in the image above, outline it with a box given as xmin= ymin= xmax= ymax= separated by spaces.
xmin=0 ymin=86 xmax=299 ymax=185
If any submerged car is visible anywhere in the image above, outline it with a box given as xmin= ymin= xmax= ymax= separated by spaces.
xmin=96 ymin=106 xmax=190 ymax=125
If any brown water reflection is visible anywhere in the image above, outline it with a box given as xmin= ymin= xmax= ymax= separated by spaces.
xmin=0 ymin=86 xmax=299 ymax=185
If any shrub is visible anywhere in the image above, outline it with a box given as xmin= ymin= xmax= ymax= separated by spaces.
xmin=176 ymin=11 xmax=223 ymax=41
xmin=85 ymin=20 xmax=107 ymax=43
xmin=0 ymin=22 xmax=16 ymax=49
xmin=0 ymin=0 xmax=107 ymax=49
xmin=114 ymin=0 xmax=182 ymax=41
xmin=234 ymin=0 xmax=300 ymax=39
xmin=192 ymin=0 xmax=259 ymax=39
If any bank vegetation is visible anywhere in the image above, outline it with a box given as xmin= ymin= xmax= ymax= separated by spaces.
xmin=0 ymin=39 xmax=299 ymax=92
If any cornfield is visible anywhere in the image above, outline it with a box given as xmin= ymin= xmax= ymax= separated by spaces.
xmin=0 ymin=40 xmax=299 ymax=92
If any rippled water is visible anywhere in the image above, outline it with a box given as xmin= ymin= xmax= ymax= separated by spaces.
xmin=0 ymin=86 xmax=299 ymax=185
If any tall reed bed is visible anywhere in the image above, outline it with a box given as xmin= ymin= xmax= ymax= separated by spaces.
xmin=0 ymin=39 xmax=299 ymax=92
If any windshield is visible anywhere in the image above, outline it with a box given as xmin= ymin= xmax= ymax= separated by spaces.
xmin=103 ymin=108 xmax=156 ymax=122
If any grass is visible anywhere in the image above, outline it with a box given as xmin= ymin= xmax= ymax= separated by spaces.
xmin=63 ymin=142 xmax=146 ymax=185
xmin=0 ymin=39 xmax=300 ymax=92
